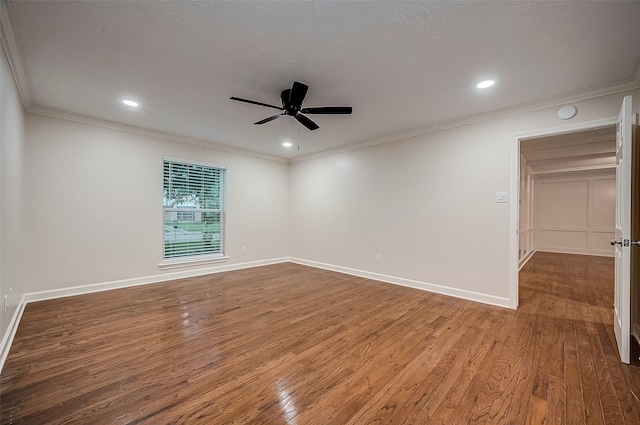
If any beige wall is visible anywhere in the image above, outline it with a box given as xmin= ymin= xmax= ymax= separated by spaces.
xmin=23 ymin=113 xmax=290 ymax=293
xmin=534 ymin=174 xmax=615 ymax=256
xmin=290 ymin=90 xmax=637 ymax=304
xmin=1 ymin=44 xmax=25 ymax=343
xmin=290 ymin=123 xmax=511 ymax=303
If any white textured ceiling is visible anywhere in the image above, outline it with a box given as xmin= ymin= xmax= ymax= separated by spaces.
xmin=6 ymin=1 xmax=640 ymax=159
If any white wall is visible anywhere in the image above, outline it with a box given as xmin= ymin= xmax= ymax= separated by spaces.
xmin=534 ymin=173 xmax=615 ymax=256
xmin=23 ymin=113 xmax=290 ymax=293
xmin=1 ymin=42 xmax=25 ymax=346
xmin=290 ymin=90 xmax=638 ymax=305
xmin=290 ymin=124 xmax=511 ymax=303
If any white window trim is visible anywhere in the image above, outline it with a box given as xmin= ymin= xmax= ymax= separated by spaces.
xmin=163 ymin=156 xmax=227 ymax=170
xmin=159 ymin=254 xmax=229 ymax=270
xmin=161 ymin=156 xmax=226 ymax=268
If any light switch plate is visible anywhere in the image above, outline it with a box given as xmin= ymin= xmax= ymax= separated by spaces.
xmin=496 ymin=192 xmax=509 ymax=203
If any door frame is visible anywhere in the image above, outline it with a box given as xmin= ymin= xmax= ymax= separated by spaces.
xmin=509 ymin=117 xmax=618 ymax=309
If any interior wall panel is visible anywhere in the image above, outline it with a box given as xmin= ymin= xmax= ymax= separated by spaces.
xmin=534 ymin=175 xmax=615 ymax=256
xmin=592 ymin=178 xmax=616 ymax=228
xmin=536 ymin=180 xmax=589 ymax=228
xmin=519 ymin=159 xmax=535 ymax=266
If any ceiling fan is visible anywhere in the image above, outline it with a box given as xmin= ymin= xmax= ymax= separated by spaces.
xmin=230 ymin=81 xmax=352 ymax=131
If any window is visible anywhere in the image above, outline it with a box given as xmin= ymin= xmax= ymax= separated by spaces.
xmin=163 ymin=158 xmax=225 ymax=260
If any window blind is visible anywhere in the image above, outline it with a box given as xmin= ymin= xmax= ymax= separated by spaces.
xmin=163 ymin=159 xmax=225 ymax=259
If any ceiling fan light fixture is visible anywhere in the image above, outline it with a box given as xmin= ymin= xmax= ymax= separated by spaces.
xmin=476 ymin=80 xmax=495 ymax=89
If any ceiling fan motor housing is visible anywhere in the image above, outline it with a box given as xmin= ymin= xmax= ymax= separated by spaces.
xmin=281 ymin=89 xmax=298 ymax=116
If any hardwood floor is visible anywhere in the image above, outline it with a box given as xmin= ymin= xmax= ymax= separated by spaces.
xmin=2 ymin=252 xmax=640 ymax=424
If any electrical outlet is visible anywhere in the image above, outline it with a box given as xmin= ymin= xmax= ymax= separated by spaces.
xmin=376 ymin=254 xmax=382 ymax=263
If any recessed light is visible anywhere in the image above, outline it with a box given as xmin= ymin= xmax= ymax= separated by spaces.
xmin=122 ymin=99 xmax=139 ymax=107
xmin=476 ymin=80 xmax=495 ymax=89
xmin=282 ymin=141 xmax=293 ymax=147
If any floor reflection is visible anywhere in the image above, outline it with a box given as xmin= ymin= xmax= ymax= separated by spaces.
xmin=274 ymin=378 xmax=298 ymax=424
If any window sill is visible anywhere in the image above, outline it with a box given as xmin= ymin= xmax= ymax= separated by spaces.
xmin=159 ymin=255 xmax=229 ymax=270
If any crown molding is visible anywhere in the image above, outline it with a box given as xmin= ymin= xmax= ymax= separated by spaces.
xmin=17 ymin=78 xmax=640 ymax=167
xmin=633 ymin=56 xmax=640 ymax=87
xmin=0 ymin=0 xmax=32 ymax=108
xmin=291 ymin=79 xmax=639 ymax=163
xmin=26 ymin=105 xmax=288 ymax=163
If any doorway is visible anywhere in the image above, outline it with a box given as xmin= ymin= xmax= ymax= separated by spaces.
xmin=510 ymin=98 xmax=639 ymax=365
xmin=509 ymin=117 xmax=618 ymax=309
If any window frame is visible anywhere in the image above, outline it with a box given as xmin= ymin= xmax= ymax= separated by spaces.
xmin=159 ymin=157 xmax=227 ymax=269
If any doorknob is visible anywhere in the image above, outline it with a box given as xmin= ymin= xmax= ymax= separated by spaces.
xmin=611 ymin=238 xmax=640 ymax=246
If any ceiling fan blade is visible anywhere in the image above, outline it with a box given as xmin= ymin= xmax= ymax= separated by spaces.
xmin=288 ymin=81 xmax=308 ymax=109
xmin=230 ymin=97 xmax=283 ymax=111
xmin=254 ymin=114 xmax=282 ymax=125
xmin=295 ymin=113 xmax=319 ymax=131
xmin=300 ymin=107 xmax=353 ymax=115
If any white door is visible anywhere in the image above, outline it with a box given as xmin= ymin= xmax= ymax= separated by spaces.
xmin=612 ymin=95 xmax=633 ymax=364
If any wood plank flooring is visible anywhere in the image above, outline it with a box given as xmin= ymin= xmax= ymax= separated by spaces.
xmin=2 ymin=252 xmax=640 ymax=424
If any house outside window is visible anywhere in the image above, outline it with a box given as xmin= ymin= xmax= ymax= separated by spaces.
xmin=163 ymin=158 xmax=225 ymax=260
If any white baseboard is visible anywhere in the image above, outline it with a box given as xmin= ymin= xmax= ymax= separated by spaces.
xmin=535 ymin=248 xmax=614 ymax=258
xmin=25 ymin=257 xmax=289 ymax=303
xmin=0 ymin=295 xmax=27 ymax=372
xmin=289 ymin=258 xmax=511 ymax=308
xmin=519 ymin=250 xmax=536 ymax=270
